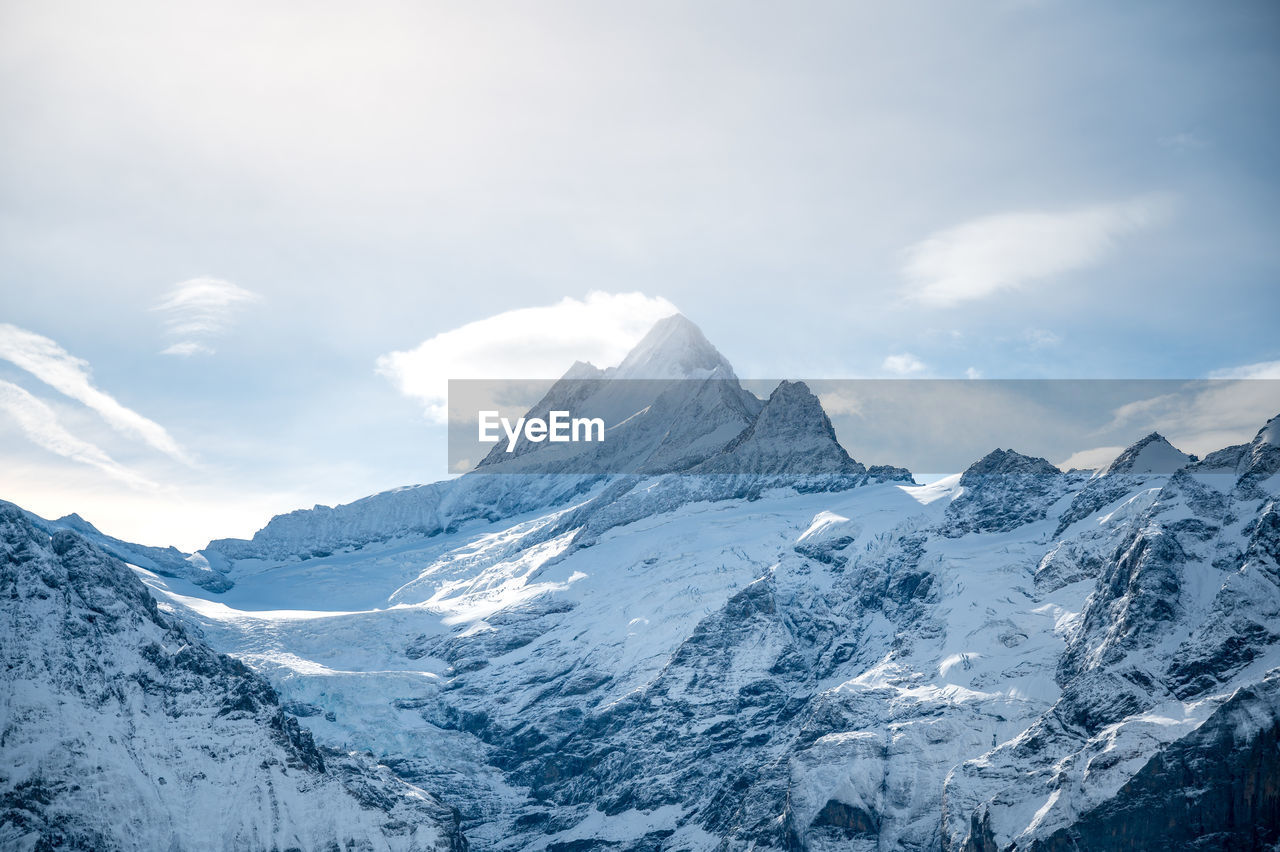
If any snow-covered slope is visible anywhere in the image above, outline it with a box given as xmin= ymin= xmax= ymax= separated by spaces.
xmin=0 ymin=502 xmax=465 ymax=852
xmin=944 ymin=414 xmax=1280 ymax=851
xmin=144 ymin=416 xmax=1278 ymax=850
xmin=4 ymin=316 xmax=1279 ymax=850
xmin=1101 ymin=431 xmax=1194 ymax=476
xmin=135 ymin=410 xmax=1280 ymax=850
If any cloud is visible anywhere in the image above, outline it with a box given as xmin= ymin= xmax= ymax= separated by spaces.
xmin=1209 ymin=360 xmax=1280 ymax=380
xmin=1056 ymin=445 xmax=1126 ymax=471
xmin=882 ymin=353 xmax=927 ymax=375
xmin=161 ymin=341 xmax=215 ymax=357
xmin=153 ymin=277 xmax=261 ymax=356
xmin=0 ymin=380 xmax=158 ymax=490
xmin=903 ymin=196 xmax=1173 ymax=306
xmin=965 ymin=367 xmax=982 ymax=380
xmin=818 ymin=389 xmax=863 ymax=417
xmin=1094 ymin=365 xmax=1280 ymax=459
xmin=1021 ymin=328 xmax=1062 ymax=348
xmin=1101 ymin=393 xmax=1182 ymax=433
xmin=377 ymin=291 xmax=679 ymax=422
xmin=0 ymin=323 xmax=192 ymax=464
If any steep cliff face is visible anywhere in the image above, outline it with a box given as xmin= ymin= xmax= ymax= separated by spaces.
xmin=0 ymin=503 xmax=465 ymax=852
xmin=1030 ymin=671 xmax=1280 ymax=852
xmin=691 ymin=380 xmax=864 ymax=477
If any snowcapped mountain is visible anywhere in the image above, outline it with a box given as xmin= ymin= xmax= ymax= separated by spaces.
xmin=1101 ymin=432 xmax=1194 ymax=476
xmin=474 ymin=314 xmax=763 ymax=474
xmin=0 ymin=503 xmax=466 ymax=851
xmin=194 ymin=315 xmax=898 ymax=582
xmin=3 ymin=316 xmax=1278 ymax=850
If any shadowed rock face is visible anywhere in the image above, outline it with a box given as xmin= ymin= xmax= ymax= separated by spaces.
xmin=692 ymin=380 xmax=865 ymax=477
xmin=810 ymin=798 xmax=880 ymax=836
xmin=1030 ymin=672 xmax=1280 ymax=852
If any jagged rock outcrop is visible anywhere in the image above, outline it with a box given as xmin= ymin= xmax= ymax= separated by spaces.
xmin=944 ymin=449 xmax=1076 ymax=537
xmin=691 ymin=380 xmax=864 ymax=477
xmin=24 ymin=509 xmax=232 ymax=591
xmin=946 ymin=414 xmax=1280 ymax=852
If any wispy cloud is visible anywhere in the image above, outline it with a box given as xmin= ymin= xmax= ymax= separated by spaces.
xmin=1095 ymin=362 xmax=1280 ymax=458
xmin=818 ymin=389 xmax=863 ymax=417
xmin=882 ymin=353 xmax=927 ymax=375
xmin=1021 ymin=328 xmax=1062 ymax=348
xmin=0 ymin=380 xmax=158 ymax=490
xmin=377 ymin=291 xmax=678 ymax=422
xmin=1056 ymin=445 xmax=1126 ymax=472
xmin=161 ymin=341 xmax=215 ymax=357
xmin=903 ymin=196 xmax=1174 ymax=306
xmin=0 ymin=323 xmax=192 ymax=464
xmin=153 ymin=277 xmax=261 ymax=356
xmin=1159 ymin=131 xmax=1208 ymax=152
xmin=1209 ymin=360 xmax=1280 ymax=380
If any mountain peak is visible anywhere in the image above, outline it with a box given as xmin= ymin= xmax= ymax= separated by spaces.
xmin=611 ymin=314 xmax=737 ymax=381
xmin=692 ymin=380 xmax=865 ymax=476
xmin=561 ymin=359 xmax=604 ymax=381
xmin=961 ymin=449 xmax=1061 ymax=484
xmin=1257 ymin=412 xmax=1280 ymax=448
xmin=476 ymin=314 xmax=757 ymax=474
xmin=1103 ymin=432 xmax=1192 ymax=476
xmin=1244 ymin=411 xmax=1280 ymax=477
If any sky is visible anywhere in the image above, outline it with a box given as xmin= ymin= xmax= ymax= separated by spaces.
xmin=1 ymin=0 xmax=1278 ymax=549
